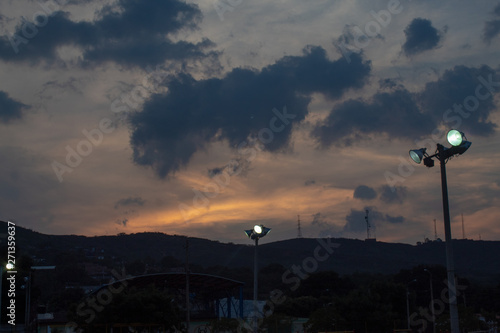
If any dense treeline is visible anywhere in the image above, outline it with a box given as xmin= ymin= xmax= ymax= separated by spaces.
xmin=2 ymin=244 xmax=499 ymax=332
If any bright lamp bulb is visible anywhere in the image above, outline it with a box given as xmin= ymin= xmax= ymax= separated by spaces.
xmin=253 ymin=225 xmax=263 ymax=234
xmin=447 ymin=130 xmax=464 ymax=146
xmin=6 ymin=263 xmax=14 ymax=270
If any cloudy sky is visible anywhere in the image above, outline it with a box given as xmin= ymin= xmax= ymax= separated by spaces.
xmin=1 ymin=0 xmax=500 ymax=245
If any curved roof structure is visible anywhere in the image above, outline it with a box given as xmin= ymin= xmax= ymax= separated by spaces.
xmin=93 ymin=272 xmax=244 ymax=296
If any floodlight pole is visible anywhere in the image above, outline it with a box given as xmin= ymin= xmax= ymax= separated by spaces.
xmin=253 ymin=237 xmax=259 ymax=333
xmin=406 ymin=286 xmax=410 ymax=330
xmin=424 ymin=269 xmax=436 ymax=333
xmin=245 ymin=225 xmax=270 ymax=333
xmin=437 ymin=144 xmax=460 ymax=333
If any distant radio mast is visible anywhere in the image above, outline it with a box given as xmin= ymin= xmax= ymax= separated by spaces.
xmin=297 ymin=215 xmax=303 ymax=238
xmin=365 ymin=210 xmax=376 ymax=242
xmin=434 ymin=219 xmax=438 ymax=240
xmin=365 ymin=210 xmax=371 ymax=239
xmin=461 ymin=213 xmax=466 ymax=239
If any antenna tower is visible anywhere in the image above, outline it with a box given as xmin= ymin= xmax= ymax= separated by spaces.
xmin=365 ymin=210 xmax=371 ymax=239
xmin=434 ymin=219 xmax=437 ymax=240
xmin=297 ymin=215 xmax=302 ymax=238
xmin=461 ymin=213 xmax=465 ymax=239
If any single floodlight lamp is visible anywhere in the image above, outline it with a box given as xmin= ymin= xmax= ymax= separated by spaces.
xmin=254 ymin=225 xmax=263 ymax=234
xmin=409 ymin=148 xmax=426 ymax=164
xmin=244 ymin=229 xmax=253 ymax=238
xmin=6 ymin=263 xmax=14 ymax=270
xmin=447 ymin=130 xmax=465 ymax=147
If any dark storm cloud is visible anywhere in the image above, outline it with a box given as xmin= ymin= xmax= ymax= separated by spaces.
xmin=0 ymin=0 xmax=214 ymax=67
xmin=402 ymin=18 xmax=442 ymax=56
xmin=483 ymin=3 xmax=500 ymax=44
xmin=0 ymin=91 xmax=28 ymax=123
xmin=129 ymin=46 xmax=371 ymax=178
xmin=312 ymin=89 xmax=432 ymax=147
xmin=313 ymin=64 xmax=500 ymax=148
xmin=379 ymin=185 xmax=407 ymax=204
xmin=419 ymin=65 xmax=499 ymax=136
xmin=353 ymin=185 xmax=377 ymax=200
xmin=114 ymin=196 xmax=145 ymax=209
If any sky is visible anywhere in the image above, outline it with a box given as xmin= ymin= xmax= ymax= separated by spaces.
xmin=1 ymin=0 xmax=500 ymax=245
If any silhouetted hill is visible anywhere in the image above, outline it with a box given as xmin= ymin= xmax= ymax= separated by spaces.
xmin=2 ymin=221 xmax=499 ymax=284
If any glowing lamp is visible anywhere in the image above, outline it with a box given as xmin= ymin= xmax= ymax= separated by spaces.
xmin=447 ymin=130 xmax=465 ymax=147
xmin=245 ymin=224 xmax=271 ymax=240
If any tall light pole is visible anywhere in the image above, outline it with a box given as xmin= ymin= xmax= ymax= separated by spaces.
xmin=406 ymin=279 xmax=416 ymax=330
xmin=0 ymin=264 xmax=14 ymax=325
xmin=424 ymin=269 xmax=436 ymax=333
xmin=410 ymin=129 xmax=471 ymax=333
xmin=244 ymin=224 xmax=271 ymax=333
xmin=24 ymin=271 xmax=32 ymax=328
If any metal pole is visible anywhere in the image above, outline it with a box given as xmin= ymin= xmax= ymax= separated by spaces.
xmin=425 ymin=269 xmax=436 ymax=333
xmin=406 ymin=286 xmax=410 ymax=330
xmin=0 ymin=266 xmax=3 ymax=325
xmin=253 ymin=238 xmax=259 ymax=333
xmin=25 ymin=276 xmax=28 ymax=327
xmin=25 ymin=271 xmax=32 ymax=329
xmin=186 ymin=238 xmax=190 ymax=333
xmin=438 ymin=144 xmax=460 ymax=333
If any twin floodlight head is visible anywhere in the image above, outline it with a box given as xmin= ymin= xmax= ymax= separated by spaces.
xmin=245 ymin=224 xmax=271 ymax=240
xmin=409 ymin=129 xmax=471 ymax=167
